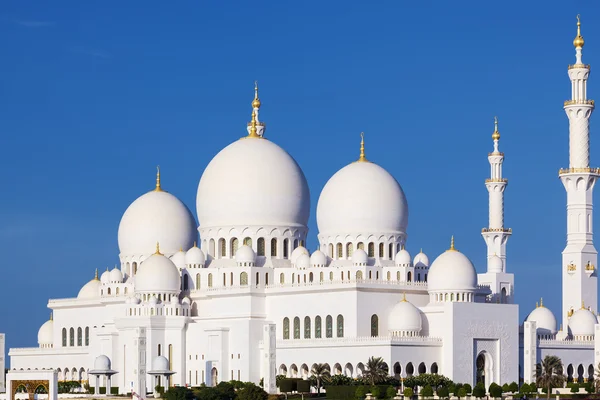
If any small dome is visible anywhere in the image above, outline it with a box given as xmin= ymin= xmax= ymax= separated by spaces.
xmin=170 ymin=250 xmax=187 ymax=269
xmin=182 ymin=297 xmax=191 ymax=305
xmin=291 ymin=246 xmax=310 ymax=265
xmin=235 ymin=245 xmax=256 ymax=265
xmin=109 ymin=268 xmax=123 ymax=283
xmin=352 ymin=249 xmax=368 ymax=265
xmin=388 ymin=298 xmax=422 ymax=334
xmin=489 ymin=255 xmax=503 ymax=273
xmin=570 ymin=308 xmax=597 ymax=337
xmin=152 ymin=355 xmax=170 ymax=372
xmin=427 ymin=243 xmax=477 ymax=293
xmin=135 ymin=250 xmax=181 ymax=294
xmin=413 ymin=251 xmax=429 ymax=268
xmin=125 ymin=297 xmax=132 ymax=304
xmin=149 ymin=295 xmax=158 ymax=305
xmin=93 ymin=355 xmax=111 ymax=371
xmin=185 ymin=246 xmax=206 ymax=266
xmin=296 ymin=253 xmax=310 ymax=269
xmin=526 ymin=305 xmax=557 ymax=335
xmin=395 ymin=249 xmax=411 ymax=266
xmin=310 ymin=250 xmax=328 ymax=267
xmin=100 ymin=270 xmax=110 ymax=284
xmin=78 ymin=278 xmax=101 ymax=299
xmin=170 ymin=295 xmax=179 ymax=305
xmin=37 ymin=318 xmax=54 ymax=346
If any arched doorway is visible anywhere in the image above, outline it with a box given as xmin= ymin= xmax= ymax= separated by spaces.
xmin=476 ymin=352 xmax=493 ymax=388
xmin=393 ymin=362 xmax=401 ymax=379
xmin=577 ymin=364 xmax=584 ymax=383
xmin=357 ymin=363 xmax=365 ymax=377
xmin=431 ymin=363 xmax=438 ymax=374
xmin=344 ymin=363 xmax=353 ymax=377
xmin=301 ymin=364 xmax=309 ymax=379
xmin=334 ymin=363 xmax=342 ymax=375
xmin=501 ymin=287 xmax=507 ymax=303
xmin=211 ymin=367 xmax=218 ymax=387
xmin=290 ymin=364 xmax=298 ymax=378
xmin=406 ymin=362 xmax=414 ymax=377
xmin=279 ymin=364 xmax=288 ymax=376
xmin=418 ymin=362 xmax=426 ymax=375
xmin=567 ymin=364 xmax=574 ymax=383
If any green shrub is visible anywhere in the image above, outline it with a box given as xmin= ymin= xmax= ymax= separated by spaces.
xmin=488 ymin=383 xmax=502 ymax=398
xmin=370 ymin=386 xmax=381 ymax=399
xmin=237 ymin=383 xmax=268 ymax=400
xmin=436 ymin=386 xmax=449 ymax=399
xmin=501 ymin=383 xmax=509 ymax=393
xmin=456 ymin=387 xmax=466 ymax=398
xmin=329 ymin=375 xmax=354 ymax=386
xmin=110 ymin=387 xmax=119 ymax=395
xmin=385 ymin=386 xmax=396 ymax=399
xmin=586 ymin=381 xmax=595 ymax=394
xmin=420 ymin=385 xmax=433 ymax=398
xmin=165 ymin=386 xmax=194 ymax=400
xmin=156 ymin=386 xmax=165 ymax=395
xmin=354 ymin=386 xmax=366 ymax=400
xmin=325 ymin=385 xmax=359 ymax=400
xmin=402 ymin=387 xmax=413 ymax=398
xmin=99 ymin=387 xmax=106 ymax=395
xmin=472 ymin=383 xmax=485 ymax=398
xmin=508 ymin=382 xmax=518 ymax=393
xmin=462 ymin=384 xmax=472 ymax=394
xmin=570 ymin=383 xmax=580 ymax=393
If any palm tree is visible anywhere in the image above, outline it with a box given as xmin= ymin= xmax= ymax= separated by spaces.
xmin=310 ymin=363 xmax=330 ymax=394
xmin=363 ymin=356 xmax=389 ymax=386
xmin=594 ymin=362 xmax=600 ymax=393
xmin=536 ymin=355 xmax=566 ymax=399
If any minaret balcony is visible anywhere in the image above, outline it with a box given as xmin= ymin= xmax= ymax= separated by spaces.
xmin=485 ymin=178 xmax=508 ymax=183
xmin=481 ymin=228 xmax=512 ymax=233
xmin=568 ymin=63 xmax=591 ymax=70
xmin=488 ymin=151 xmax=504 ymax=157
xmin=558 ymin=167 xmax=600 ymax=175
xmin=564 ymin=99 xmax=595 ymax=106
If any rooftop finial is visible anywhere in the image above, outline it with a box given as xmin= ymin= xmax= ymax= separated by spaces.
xmin=540 ymin=297 xmax=544 ymax=307
xmin=449 ymin=235 xmax=456 ymax=251
xmin=581 ymin=300 xmax=586 ymax=309
xmin=50 ymin=311 xmax=53 ymax=321
xmin=492 ymin=116 xmax=500 ymax=141
xmin=574 ymin=14 xmax=585 ymax=49
xmin=402 ymin=292 xmax=407 ymax=302
xmin=536 ymin=301 xmax=539 ymax=308
xmin=194 ymin=241 xmax=197 ymax=248
xmin=94 ymin=268 xmax=99 ymax=280
xmin=358 ymin=132 xmax=368 ymax=162
xmin=155 ymin=242 xmax=163 ymax=255
xmin=252 ymin=81 xmax=261 ymax=109
xmin=154 ymin=166 xmax=163 ymax=192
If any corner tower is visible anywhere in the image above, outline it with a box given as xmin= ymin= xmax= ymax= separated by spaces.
xmin=560 ymin=16 xmax=599 ymax=331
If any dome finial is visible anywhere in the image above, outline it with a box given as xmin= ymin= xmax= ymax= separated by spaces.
xmin=252 ymin=81 xmax=261 ymax=109
xmin=401 ymin=292 xmax=407 ymax=302
xmin=154 ymin=166 xmax=163 ymax=192
xmin=581 ymin=299 xmax=586 ymax=309
xmin=449 ymin=235 xmax=456 ymax=251
xmin=50 ymin=311 xmax=53 ymax=321
xmin=492 ymin=116 xmax=500 ymax=141
xmin=94 ymin=268 xmax=99 ymax=280
xmin=248 ymin=111 xmax=260 ymax=138
xmin=358 ymin=132 xmax=368 ymax=162
xmin=193 ymin=241 xmax=197 ymax=248
xmin=574 ymin=14 xmax=585 ymax=49
xmin=155 ymin=242 xmax=163 ymax=255
xmin=536 ymin=301 xmax=539 ymax=308
xmin=540 ymin=297 xmax=544 ymax=307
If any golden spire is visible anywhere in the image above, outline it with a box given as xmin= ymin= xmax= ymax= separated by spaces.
xmin=252 ymin=81 xmax=261 ymax=109
xmin=559 ymin=323 xmax=563 ymax=331
xmin=420 ymin=248 xmax=423 ymax=253
xmin=449 ymin=235 xmax=456 ymax=251
xmin=94 ymin=268 xmax=99 ymax=280
xmin=50 ymin=311 xmax=53 ymax=321
xmin=357 ymin=132 xmax=368 ymax=162
xmin=401 ymin=292 xmax=407 ymax=302
xmin=155 ymin=242 xmax=163 ymax=256
xmin=194 ymin=241 xmax=197 ymax=248
xmin=574 ymin=14 xmax=585 ymax=49
xmin=401 ymin=243 xmax=405 ymax=250
xmin=581 ymin=300 xmax=586 ymax=309
xmin=540 ymin=297 xmax=544 ymax=307
xmin=536 ymin=301 xmax=539 ymax=308
xmin=154 ymin=166 xmax=163 ymax=192
xmin=492 ymin=116 xmax=500 ymax=141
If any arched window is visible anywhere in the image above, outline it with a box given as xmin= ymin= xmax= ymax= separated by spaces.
xmin=132 ymin=262 xmax=137 ymax=275
xmin=183 ymin=274 xmax=189 ymax=290
xmin=208 ymin=273 xmax=213 ymax=287
xmin=62 ymin=328 xmax=67 ymax=347
xmin=222 ymin=273 xmax=226 ymax=286
xmin=257 ymin=238 xmax=265 ymax=256
xmin=293 ymin=239 xmax=299 ymax=249
xmin=386 ymin=271 xmax=391 ymax=281
xmin=368 ymin=271 xmax=372 ymax=279
xmin=256 ymin=272 xmax=260 ymax=286
xmin=77 ymin=327 xmax=82 ymax=346
xmin=265 ymin=272 xmax=269 ymax=285
xmin=371 ymin=314 xmax=379 ymax=337
xmin=346 ymin=243 xmax=353 ymax=258
xmin=85 ymin=327 xmax=89 ymax=346
xmin=315 ymin=316 xmax=322 ymax=338
xmin=209 ymin=239 xmax=215 ymax=257
xmin=240 ymin=272 xmax=248 ymax=286
xmin=283 ymin=239 xmax=289 ymax=258
xmin=329 ymin=244 xmax=334 ymax=258
xmin=407 ymin=271 xmax=412 ymax=282
xmin=230 ymin=272 xmax=234 ymax=286
xmin=280 ymin=273 xmax=285 ymax=284
xmin=293 ymin=317 xmax=300 ymax=339
xmin=336 ymin=315 xmax=344 ymax=337
xmin=196 ymin=274 xmax=201 ymax=289
xmin=69 ymin=328 xmax=74 ymax=347
xmin=271 ymin=238 xmax=277 ymax=257
xmin=417 ymin=273 xmax=421 ymax=282
xmin=368 ymin=243 xmax=375 ymax=257
xmin=243 ymin=237 xmax=252 ymax=247
xmin=320 ymin=272 xmax=324 ymax=282
xmin=356 ymin=271 xmax=363 ymax=280
xmin=337 ymin=243 xmax=343 ymax=258
xmin=283 ymin=318 xmax=290 ymax=339
xmin=424 ymin=273 xmax=428 ymax=282
xmin=341 ymin=271 xmax=344 ymax=280
xmin=304 ymin=316 xmax=311 ymax=339
xmin=309 ymin=272 xmax=313 ymax=283
xmin=378 ymin=243 xmax=384 ymax=258
xmin=357 ymin=242 xmax=364 ymax=250
xmin=389 ymin=244 xmax=393 ymax=259
xmin=158 ymin=344 xmax=162 ymax=356
xmin=230 ymin=238 xmax=239 ymax=257
xmin=219 ymin=239 xmax=226 ymax=258
xmin=326 ymin=315 xmax=333 ymax=338
xmin=107 ymin=288 xmax=111 ymax=295
xmin=329 ymin=271 xmax=333 ymax=281
xmin=397 ymin=271 xmax=401 ymax=281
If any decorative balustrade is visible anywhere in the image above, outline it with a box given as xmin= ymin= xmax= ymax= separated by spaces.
xmin=485 ymin=178 xmax=508 ymax=183
xmin=558 ymin=167 xmax=600 ymax=175
xmin=538 ymin=338 xmax=594 ymax=347
xmin=276 ymin=335 xmax=443 ymax=348
xmin=564 ymin=99 xmax=595 ymax=106
xmin=568 ymin=63 xmax=591 ymax=70
xmin=481 ymin=228 xmax=512 ymax=233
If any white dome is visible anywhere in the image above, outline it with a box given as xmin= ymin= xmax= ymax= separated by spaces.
xmin=170 ymin=295 xmax=179 ymax=305
xmin=152 ymin=356 xmax=170 ymax=372
xmin=149 ymin=295 xmax=159 ymax=305
xmin=37 ymin=318 xmax=54 ymax=346
xmin=352 ymin=249 xmax=368 ymax=265
xmin=310 ymin=250 xmax=328 ymax=267
xmin=395 ymin=249 xmax=411 ymax=266
xmin=109 ymin=268 xmax=123 ymax=283
xmin=570 ymin=308 xmax=597 ymax=337
xmin=78 ymin=277 xmax=101 ymax=299
xmin=489 ymin=255 xmax=503 ymax=273
xmin=413 ymin=251 xmax=429 ymax=268
xmin=93 ymin=355 xmax=111 ymax=371
xmin=296 ymin=253 xmax=310 ymax=269
xmin=291 ymin=246 xmax=309 ymax=265
xmin=317 ymin=161 xmax=408 ymax=236
xmin=197 ymin=138 xmax=310 ymax=229
xmin=170 ymin=250 xmax=187 ymax=269
xmin=388 ymin=299 xmax=422 ymax=333
xmin=135 ymin=251 xmax=181 ymax=294
xmin=185 ymin=246 xmax=205 ymax=266
xmin=427 ymin=246 xmax=477 ymax=293
xmin=526 ymin=305 xmax=557 ymax=335
xmin=118 ymin=188 xmax=197 ymax=256
xmin=100 ymin=270 xmax=110 ymax=284
xmin=235 ymin=245 xmax=256 ymax=265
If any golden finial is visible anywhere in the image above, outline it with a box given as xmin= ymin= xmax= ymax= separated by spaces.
xmin=154 ymin=166 xmax=163 ymax=192
xmin=540 ymin=297 xmax=544 ymax=307
xmin=492 ymin=116 xmax=500 ymax=141
xmin=94 ymin=268 xmax=99 ymax=280
xmin=50 ymin=312 xmax=53 ymax=321
xmin=357 ymin=132 xmax=368 ymax=162
xmin=401 ymin=292 xmax=407 ymax=302
xmin=401 ymin=243 xmax=405 ymax=250
xmin=574 ymin=15 xmax=585 ymax=49
xmin=252 ymin=81 xmax=261 ymax=109
xmin=420 ymin=248 xmax=423 ymax=253
xmin=581 ymin=300 xmax=586 ymax=309
xmin=559 ymin=323 xmax=563 ymax=331
xmin=248 ymin=110 xmax=260 ymax=138
xmin=194 ymin=241 xmax=197 ymax=248
xmin=449 ymin=235 xmax=456 ymax=251
xmin=155 ymin=242 xmax=163 ymax=255
xmin=536 ymin=301 xmax=539 ymax=308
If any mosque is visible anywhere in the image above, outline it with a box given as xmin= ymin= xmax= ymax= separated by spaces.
xmin=7 ymin=18 xmax=600 ymax=395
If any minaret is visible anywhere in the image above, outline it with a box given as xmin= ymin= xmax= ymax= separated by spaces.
xmin=479 ymin=118 xmax=514 ymax=303
xmin=561 ymin=15 xmax=599 ymax=331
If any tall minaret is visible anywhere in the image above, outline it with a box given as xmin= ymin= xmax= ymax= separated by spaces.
xmin=561 ymin=15 xmax=599 ymax=332
xmin=479 ymin=118 xmax=514 ymax=303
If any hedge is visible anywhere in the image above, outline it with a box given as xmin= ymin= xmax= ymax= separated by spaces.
xmin=325 ymin=385 xmax=392 ymax=400
xmin=88 ymin=388 xmax=94 ymax=394
xmin=99 ymin=387 xmax=106 ymax=395
xmin=110 ymin=387 xmax=119 ymax=395
xmin=279 ymin=378 xmax=307 ymax=393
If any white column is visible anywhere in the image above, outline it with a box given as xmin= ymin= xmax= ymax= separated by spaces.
xmin=523 ymin=321 xmax=537 ymax=384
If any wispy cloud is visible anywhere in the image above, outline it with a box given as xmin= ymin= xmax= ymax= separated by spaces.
xmin=14 ymin=19 xmax=55 ymax=28
xmin=70 ymin=45 xmax=112 ymax=59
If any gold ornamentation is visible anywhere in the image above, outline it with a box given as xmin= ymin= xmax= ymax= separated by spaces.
xmin=568 ymin=63 xmax=590 ymax=70
xmin=154 ymin=166 xmax=163 ymax=192
xmin=194 ymin=241 xmax=197 ymax=248
xmin=481 ymin=228 xmax=512 ymax=233
xmin=559 ymin=167 xmax=600 ymax=175
xmin=357 ymin=132 xmax=368 ymax=162
xmin=252 ymin=81 xmax=261 ymax=109
xmin=535 ymin=301 xmax=539 ymax=308
xmin=155 ymin=242 xmax=163 ymax=256
xmin=50 ymin=312 xmax=53 ymax=321
xmin=488 ymin=151 xmax=504 ymax=156
xmin=581 ymin=300 xmax=586 ymax=309
xmin=573 ymin=14 xmax=584 ymax=49
xmin=586 ymin=261 xmax=595 ymax=271
xmin=485 ymin=178 xmax=508 ymax=183
xmin=567 ymin=263 xmax=576 ymax=272
xmin=401 ymin=292 xmax=407 ymax=302
xmin=540 ymin=297 xmax=544 ymax=307
xmin=568 ymin=308 xmax=574 ymax=317
xmin=94 ymin=268 xmax=99 ymax=280
xmin=492 ymin=116 xmax=500 ymax=141
xmin=449 ymin=235 xmax=456 ymax=251
xmin=564 ymin=99 xmax=595 ymax=106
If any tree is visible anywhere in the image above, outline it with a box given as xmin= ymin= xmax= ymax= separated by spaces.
xmin=310 ymin=363 xmax=331 ymax=394
xmin=508 ymin=382 xmax=518 ymax=393
xmin=462 ymin=384 xmax=472 ymax=394
xmin=436 ymin=386 xmax=449 ymax=399
xmin=355 ymin=386 xmax=367 ymax=400
xmin=385 ymin=386 xmax=396 ymax=399
xmin=275 ymin=375 xmax=286 ymax=388
xmin=488 ymin=383 xmax=502 ymax=399
xmin=363 ymin=357 xmax=389 ymax=386
xmin=237 ymin=384 xmax=268 ymax=400
xmin=595 ymin=362 xmax=600 ymax=393
xmin=536 ymin=355 xmax=566 ymax=399
xmin=370 ymin=386 xmax=381 ymax=399
xmin=403 ymin=387 xmax=413 ymax=399
xmin=472 ymin=383 xmax=485 ymax=399
xmin=456 ymin=387 xmax=466 ymax=398
xmin=420 ymin=385 xmax=433 ymax=398
xmin=165 ymin=387 xmax=193 ymax=400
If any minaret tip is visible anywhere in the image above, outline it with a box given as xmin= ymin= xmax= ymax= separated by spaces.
xmin=94 ymin=268 xmax=99 ymax=280
xmin=492 ymin=116 xmax=500 ymax=141
xmin=252 ymin=81 xmax=261 ymax=109
xmin=449 ymin=235 xmax=456 ymax=251
xmin=154 ymin=166 xmax=163 ymax=192
xmin=574 ymin=14 xmax=584 ymax=49
xmin=357 ymin=132 xmax=368 ymax=162
xmin=50 ymin=311 xmax=53 ymax=321
xmin=155 ymin=242 xmax=163 ymax=255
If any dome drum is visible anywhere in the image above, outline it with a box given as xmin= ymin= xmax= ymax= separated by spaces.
xmin=319 ymin=235 xmax=405 ymax=261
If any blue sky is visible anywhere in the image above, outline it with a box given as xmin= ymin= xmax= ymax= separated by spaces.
xmin=0 ymin=1 xmax=599 ymax=358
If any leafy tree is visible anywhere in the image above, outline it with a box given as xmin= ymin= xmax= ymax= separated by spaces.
xmin=403 ymin=387 xmax=413 ymax=399
xmin=501 ymin=383 xmax=509 ymax=393
xmin=570 ymin=383 xmax=580 ymax=393
xmin=165 ymin=387 xmax=193 ymax=400
xmin=456 ymin=387 xmax=466 ymax=398
xmin=275 ymin=375 xmax=286 ymax=388
xmin=237 ymin=383 xmax=268 ymax=400
xmin=508 ymin=381 xmax=518 ymax=393
xmin=536 ymin=355 xmax=566 ymax=399
xmin=328 ymin=374 xmax=353 ymax=386
xmin=370 ymin=386 xmax=381 ymax=399
xmin=311 ymin=363 xmax=331 ymax=393
xmin=363 ymin=357 xmax=389 ymax=385
xmin=462 ymin=384 xmax=472 ymax=394
xmin=420 ymin=385 xmax=433 ymax=398
xmin=472 ymin=383 xmax=485 ymax=398
xmin=488 ymin=383 xmax=502 ymax=398
xmin=385 ymin=386 xmax=396 ymax=399
xmin=585 ymin=381 xmax=595 ymax=394
xmin=436 ymin=386 xmax=449 ymax=399
xmin=355 ymin=386 xmax=367 ymax=400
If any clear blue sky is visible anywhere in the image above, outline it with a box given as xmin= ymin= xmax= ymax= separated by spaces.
xmin=1 ymin=1 xmax=598 ymax=358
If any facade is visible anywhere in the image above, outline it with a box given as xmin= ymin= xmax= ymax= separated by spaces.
xmin=6 ymin=19 xmax=599 ymax=395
